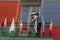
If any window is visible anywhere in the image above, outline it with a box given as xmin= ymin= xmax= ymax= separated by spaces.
xmin=22 ymin=0 xmax=41 ymax=4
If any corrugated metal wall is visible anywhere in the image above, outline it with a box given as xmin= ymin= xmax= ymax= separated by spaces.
xmin=0 ymin=0 xmax=20 ymax=25
xmin=43 ymin=0 xmax=60 ymax=26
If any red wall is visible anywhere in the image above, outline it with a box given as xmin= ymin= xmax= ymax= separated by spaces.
xmin=52 ymin=27 xmax=60 ymax=40
xmin=43 ymin=26 xmax=60 ymax=40
xmin=0 ymin=1 xmax=20 ymax=25
xmin=44 ymin=26 xmax=51 ymax=37
xmin=40 ymin=26 xmax=51 ymax=37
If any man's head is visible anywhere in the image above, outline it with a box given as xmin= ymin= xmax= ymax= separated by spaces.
xmin=31 ymin=14 xmax=36 ymax=19
xmin=31 ymin=11 xmax=39 ymax=16
xmin=31 ymin=11 xmax=39 ymax=18
xmin=31 ymin=11 xmax=36 ymax=19
xmin=31 ymin=12 xmax=39 ymax=20
xmin=36 ymin=13 xmax=39 ymax=16
xmin=31 ymin=11 xmax=36 ymax=16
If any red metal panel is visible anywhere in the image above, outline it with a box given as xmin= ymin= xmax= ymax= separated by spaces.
xmin=0 ymin=1 xmax=20 ymax=25
xmin=40 ymin=26 xmax=51 ymax=37
xmin=52 ymin=27 xmax=60 ymax=40
xmin=44 ymin=26 xmax=51 ymax=37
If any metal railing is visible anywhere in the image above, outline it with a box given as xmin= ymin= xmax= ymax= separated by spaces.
xmin=0 ymin=22 xmax=51 ymax=37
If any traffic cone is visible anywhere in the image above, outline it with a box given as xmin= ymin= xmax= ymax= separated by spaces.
xmin=19 ymin=19 xmax=23 ymax=33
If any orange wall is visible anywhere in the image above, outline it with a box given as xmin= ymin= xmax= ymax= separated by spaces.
xmin=0 ymin=1 xmax=20 ymax=25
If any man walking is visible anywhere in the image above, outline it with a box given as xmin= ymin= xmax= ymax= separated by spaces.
xmin=29 ymin=11 xmax=41 ymax=37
